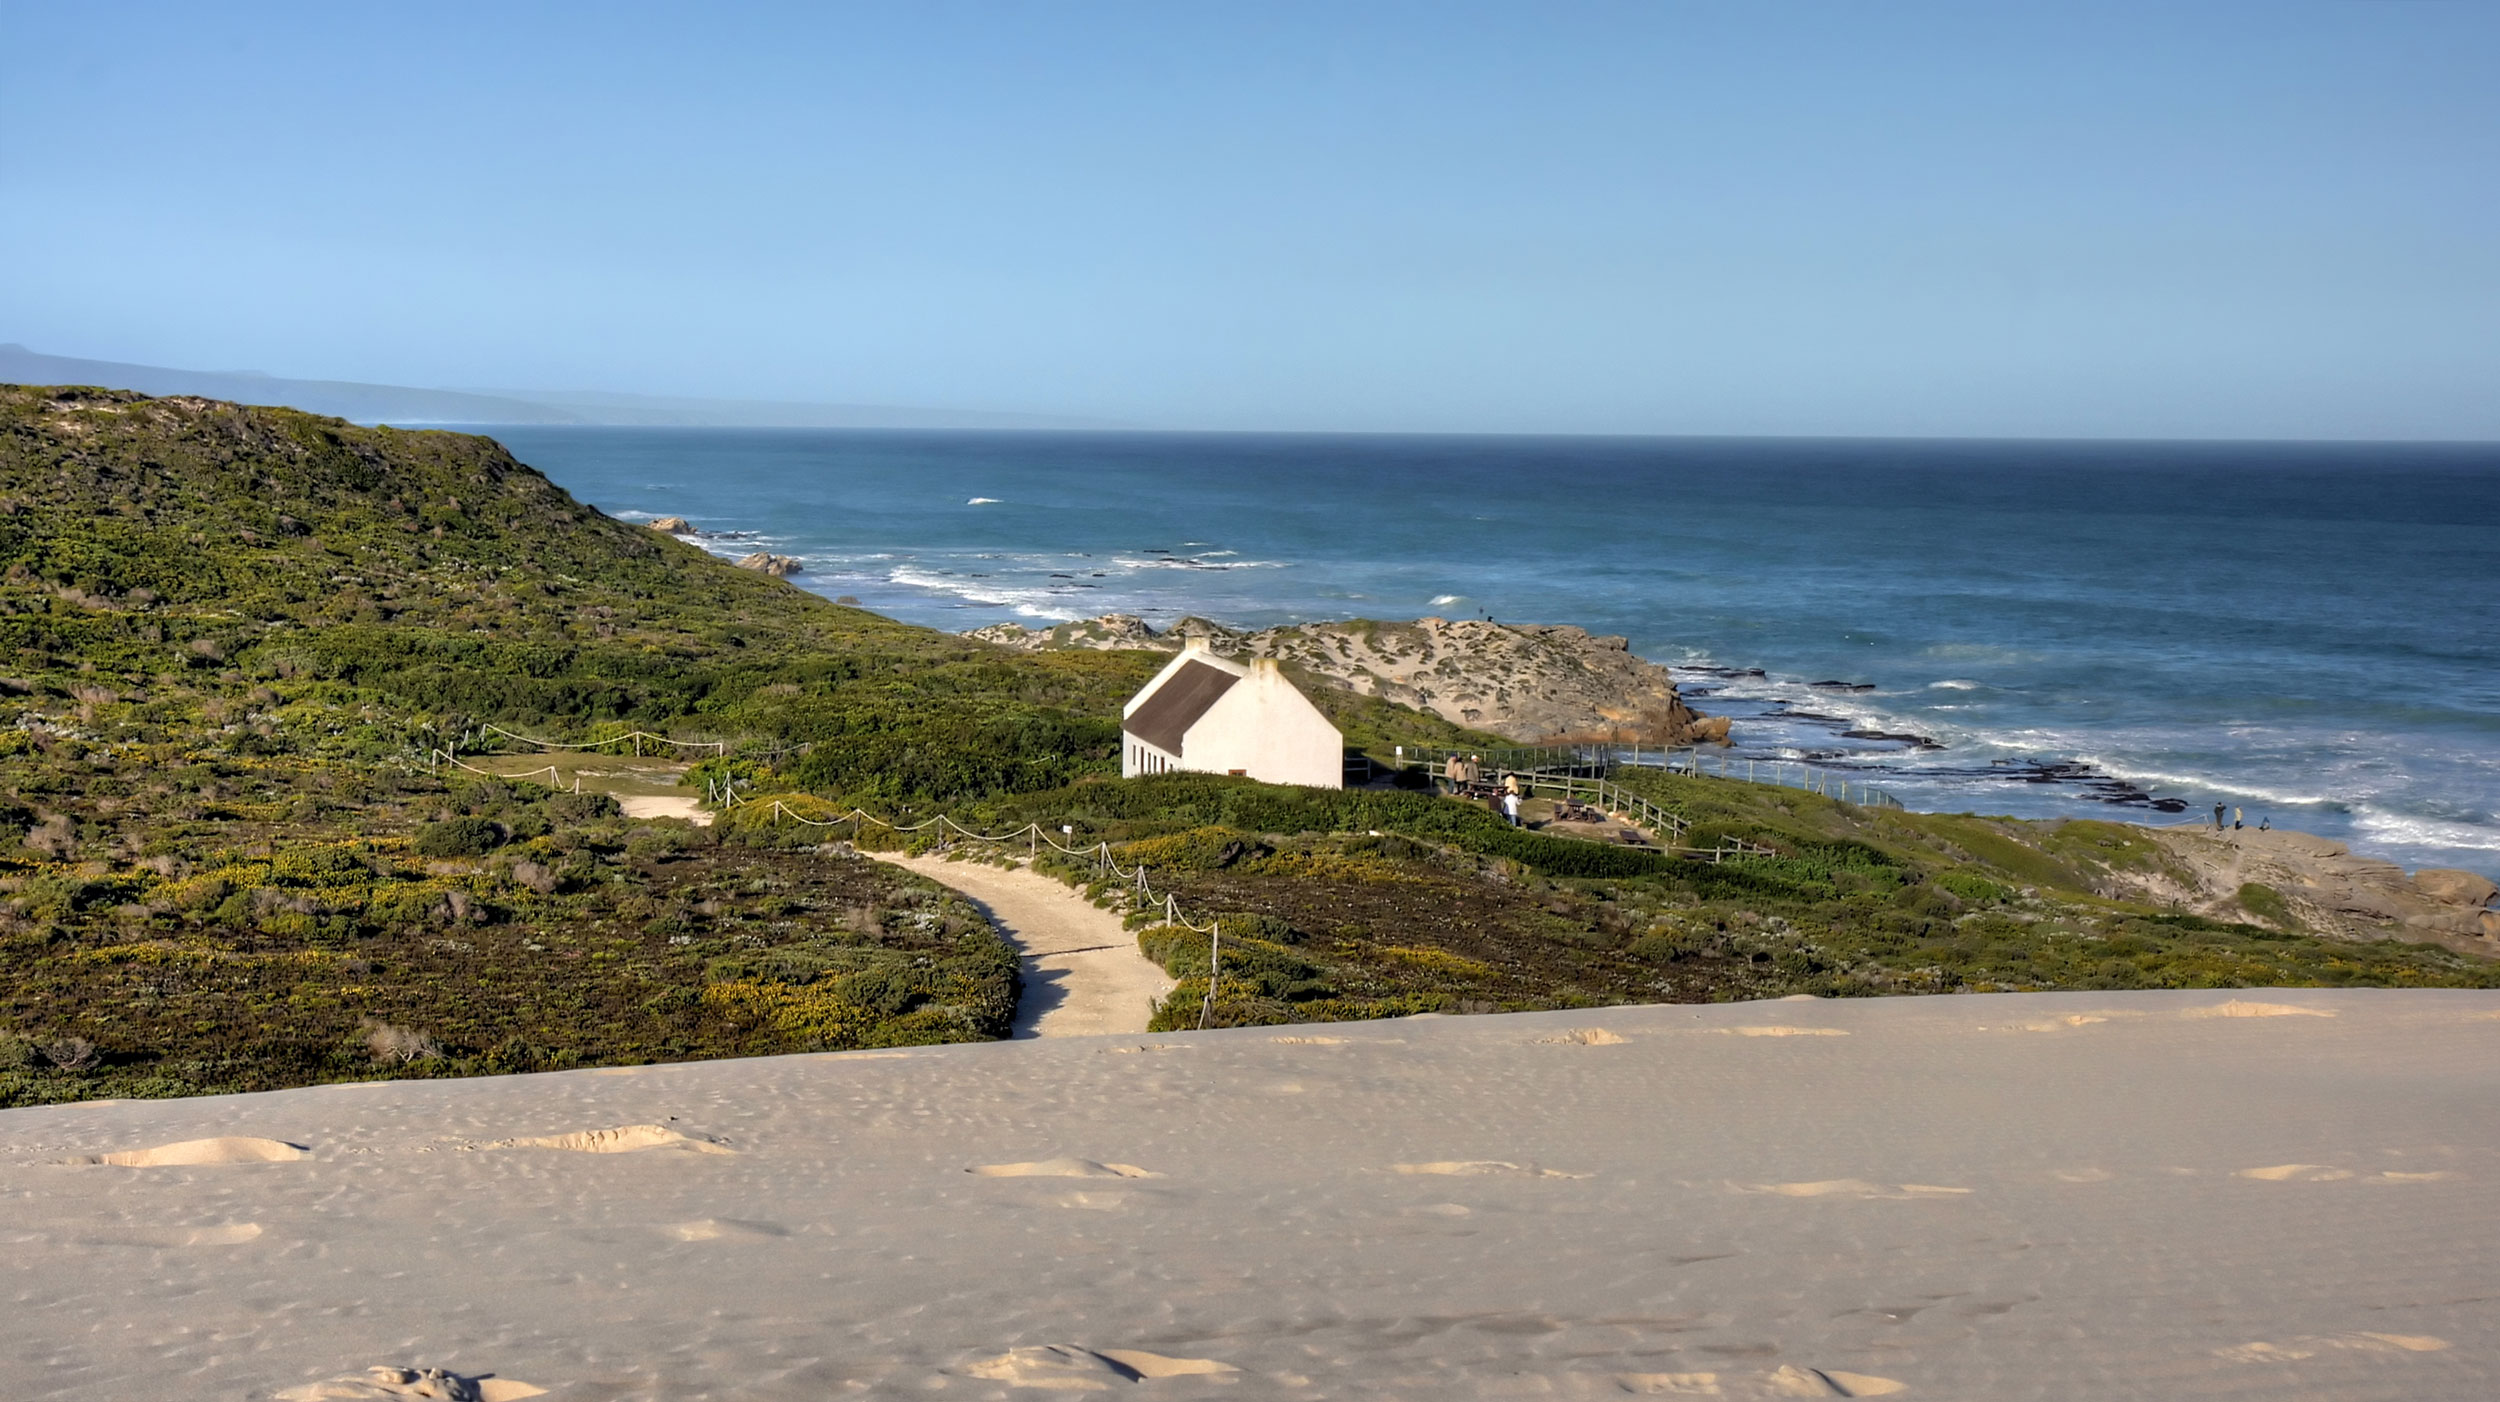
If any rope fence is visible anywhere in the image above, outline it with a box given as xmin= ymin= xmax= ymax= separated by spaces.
xmin=478 ymin=723 xmax=727 ymax=757
xmin=424 ymin=750 xmax=581 ymax=792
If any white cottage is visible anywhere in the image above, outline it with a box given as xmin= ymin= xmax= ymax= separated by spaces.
xmin=1121 ymin=642 xmax=1345 ymax=789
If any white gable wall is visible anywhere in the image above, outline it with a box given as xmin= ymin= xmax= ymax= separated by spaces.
xmin=1177 ymin=659 xmax=1343 ymax=788
xmin=1120 ymin=646 xmax=1344 ymax=788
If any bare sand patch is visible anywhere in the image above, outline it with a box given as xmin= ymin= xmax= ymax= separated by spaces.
xmin=1734 ymin=1180 xmax=1969 ymax=1199
xmin=1534 ymin=1027 xmax=1628 ymax=1045
xmin=77 ymin=1222 xmax=264 ymax=1246
xmin=1614 ymin=1366 xmax=1907 ymax=1398
xmin=970 ymin=1157 xmax=1160 ymax=1179
xmin=2217 ymin=1332 xmax=2449 ymax=1363
xmin=618 ymin=794 xmax=709 ymax=824
xmin=962 ymin=1344 xmax=1236 ymax=1387
xmin=2236 ymin=1163 xmax=2355 ymax=1181
xmin=662 ymin=1218 xmax=788 ymax=1241
xmin=1393 ymin=1160 xmax=1590 ymax=1178
xmin=485 ymin=1124 xmax=732 ymax=1155
xmin=1272 ymin=1034 xmax=1349 ymax=1044
xmin=1096 ymin=1348 xmax=1241 ymax=1379
xmin=1711 ymin=1026 xmax=1849 ymax=1038
xmin=80 ymin=1136 xmax=310 ymax=1166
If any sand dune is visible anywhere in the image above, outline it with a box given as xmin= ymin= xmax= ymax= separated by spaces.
xmin=9 ymin=988 xmax=2499 ymax=1399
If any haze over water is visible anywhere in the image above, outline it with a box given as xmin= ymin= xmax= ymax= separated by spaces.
xmin=489 ymin=427 xmax=2500 ymax=880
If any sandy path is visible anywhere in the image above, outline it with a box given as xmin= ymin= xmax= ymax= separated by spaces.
xmin=618 ymin=794 xmax=711 ymax=825
xmin=868 ymin=853 xmax=1175 ymax=1037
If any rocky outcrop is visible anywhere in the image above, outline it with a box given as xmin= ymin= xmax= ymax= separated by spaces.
xmin=2131 ymin=826 xmax=2500 ymax=951
xmin=648 ymin=516 xmax=693 ymax=533
xmin=736 ymin=552 xmax=803 ymax=577
xmin=966 ymin=613 xmax=1721 ymax=745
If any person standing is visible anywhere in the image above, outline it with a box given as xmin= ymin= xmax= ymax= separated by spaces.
xmin=2234 ymin=806 xmax=2245 ymax=831
xmin=1501 ymin=789 xmax=1522 ymax=826
xmin=2213 ymin=803 xmax=2226 ymax=831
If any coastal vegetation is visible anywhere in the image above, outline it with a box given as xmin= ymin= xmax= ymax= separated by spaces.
xmin=3 ymin=386 xmax=2491 ymax=1102
xmin=792 ymin=770 xmax=2499 ymax=1031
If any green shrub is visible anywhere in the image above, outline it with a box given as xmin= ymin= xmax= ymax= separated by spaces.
xmin=2237 ymin=882 xmax=2295 ymax=927
xmin=549 ymin=791 xmax=621 ymax=824
xmin=1938 ymin=870 xmax=2012 ymax=905
xmin=413 ymin=817 xmax=504 ymax=857
xmin=271 ymin=846 xmax=368 ymax=885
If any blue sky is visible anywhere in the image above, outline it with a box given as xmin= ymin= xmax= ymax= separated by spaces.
xmin=3 ymin=2 xmax=2495 ymax=437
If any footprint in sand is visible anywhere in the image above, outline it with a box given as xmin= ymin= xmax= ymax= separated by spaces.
xmin=2183 ymin=1000 xmax=2335 ymax=1019
xmin=275 ymin=1365 xmax=548 ymax=1400
xmin=662 ymin=1218 xmax=789 ymax=1241
xmin=1710 ymin=1026 xmax=1849 ymax=1038
xmin=2050 ymin=1168 xmax=2115 ymax=1183
xmin=2217 ymin=1332 xmax=2449 ymax=1364
xmin=1393 ymin=1160 xmax=1591 ymax=1179
xmin=970 ymin=1157 xmax=1162 ymax=1179
xmin=77 ymin=1137 xmax=310 ymax=1166
xmin=485 ymin=1125 xmax=732 ymax=1155
xmin=1271 ymin=1034 xmax=1348 ymax=1044
xmin=2235 ymin=1164 xmax=2355 ymax=1182
xmin=1733 ymin=1180 xmax=1969 ymax=1200
xmin=75 ymin=1222 xmax=263 ymax=1247
xmin=1533 ymin=1028 xmax=1628 ymax=1045
xmin=962 ymin=1345 xmax=1237 ymax=1388
xmin=2014 ymin=1014 xmax=2110 ymax=1031
xmin=2236 ymin=1164 xmax=2457 ymax=1183
xmin=1615 ymin=1366 xmax=1907 ymax=1397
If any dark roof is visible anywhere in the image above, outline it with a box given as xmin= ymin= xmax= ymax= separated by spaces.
xmin=1124 ymin=659 xmax=1240 ymax=755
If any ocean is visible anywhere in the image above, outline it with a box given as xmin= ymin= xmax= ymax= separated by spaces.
xmin=480 ymin=427 xmax=2500 ymax=880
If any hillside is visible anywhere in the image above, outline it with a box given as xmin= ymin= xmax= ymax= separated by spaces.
xmin=2 ymin=384 xmax=2490 ymax=1108
xmin=0 ymin=386 xmax=1488 ymax=1104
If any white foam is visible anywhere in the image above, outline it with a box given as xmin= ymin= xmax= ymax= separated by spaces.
xmin=1929 ymin=679 xmax=1983 ymax=691
xmin=886 ymin=567 xmax=1085 ymax=621
xmin=1429 ymin=594 xmax=1469 ymax=607
xmin=2351 ymin=809 xmax=2500 ymax=855
xmin=966 ymin=497 xmax=1001 ymax=505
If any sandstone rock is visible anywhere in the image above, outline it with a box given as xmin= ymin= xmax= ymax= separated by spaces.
xmin=964 ymin=612 xmax=1719 ymax=744
xmin=967 ymin=613 xmax=1162 ymax=650
xmin=2414 ymin=868 xmax=2499 ymax=908
xmin=2483 ymin=910 xmax=2500 ymax=939
xmin=735 ymin=552 xmax=802 ymax=577
xmin=648 ymin=516 xmax=692 ymax=533
xmin=2404 ymin=908 xmax=2491 ymax=937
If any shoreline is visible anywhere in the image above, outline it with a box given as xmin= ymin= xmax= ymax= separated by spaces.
xmin=612 ymin=499 xmax=2493 ymax=884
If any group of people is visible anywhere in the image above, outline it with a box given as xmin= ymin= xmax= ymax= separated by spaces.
xmin=1443 ymin=754 xmax=1525 ymax=825
xmin=2211 ymin=803 xmax=2269 ymax=833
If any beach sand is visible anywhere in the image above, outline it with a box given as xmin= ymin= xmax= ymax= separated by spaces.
xmin=5 ymin=989 xmax=2495 ymax=1399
